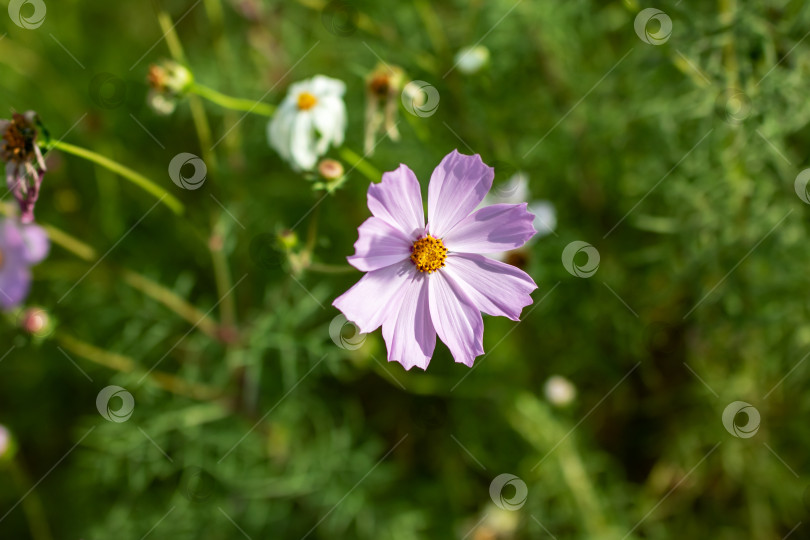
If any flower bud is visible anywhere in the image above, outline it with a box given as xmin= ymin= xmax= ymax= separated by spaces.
xmin=277 ymin=229 xmax=298 ymax=251
xmin=20 ymin=307 xmax=51 ymax=337
xmin=0 ymin=425 xmax=15 ymax=462
xmin=146 ymin=60 xmax=194 ymax=115
xmin=317 ymin=158 xmax=344 ymax=181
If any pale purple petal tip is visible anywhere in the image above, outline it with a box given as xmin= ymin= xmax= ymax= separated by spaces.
xmin=19 ymin=223 xmax=50 ymax=265
xmin=428 ymin=271 xmax=484 ymax=367
xmin=382 ymin=273 xmax=435 ymax=370
xmin=444 ymin=253 xmax=537 ymax=321
xmin=427 ymin=150 xmax=494 ymax=237
xmin=367 ymin=164 xmax=425 ymax=238
xmin=442 ymin=203 xmax=537 ymax=254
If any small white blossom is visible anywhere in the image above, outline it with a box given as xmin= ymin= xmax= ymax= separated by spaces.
xmin=455 ymin=45 xmax=490 ymax=75
xmin=268 ymin=75 xmax=347 ymax=171
xmin=544 ymin=375 xmax=576 ymax=407
xmin=483 ymin=172 xmax=556 ymax=260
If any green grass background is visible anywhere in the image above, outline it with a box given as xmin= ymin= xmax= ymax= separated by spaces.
xmin=1 ymin=0 xmax=809 ymax=538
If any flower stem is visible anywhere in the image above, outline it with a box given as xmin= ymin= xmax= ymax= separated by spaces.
xmin=339 ymin=147 xmax=381 ymax=182
xmin=7 ymin=459 xmax=53 ymax=540
xmin=190 ymin=83 xmax=276 ymax=117
xmin=44 ymin=140 xmax=183 ymax=215
xmin=55 ymin=332 xmax=221 ymax=400
xmin=307 ymin=263 xmax=356 ymax=274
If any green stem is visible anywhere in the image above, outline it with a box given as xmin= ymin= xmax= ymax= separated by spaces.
xmin=44 ymin=141 xmax=183 ymax=215
xmin=339 ymin=147 xmax=381 ymax=182
xmin=307 ymin=263 xmax=356 ymax=274
xmin=154 ymin=5 xmax=218 ymax=169
xmin=191 ymin=83 xmax=276 ymax=117
xmin=8 ymin=459 xmax=53 ymax=540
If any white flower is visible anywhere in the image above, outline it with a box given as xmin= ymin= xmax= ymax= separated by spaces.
xmin=455 ymin=45 xmax=490 ymax=75
xmin=268 ymin=75 xmax=347 ymax=171
xmin=482 ymin=171 xmax=556 ymax=260
xmin=544 ymin=375 xmax=576 ymax=407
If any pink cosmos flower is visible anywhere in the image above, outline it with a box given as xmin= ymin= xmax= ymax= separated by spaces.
xmin=0 ymin=218 xmax=50 ymax=310
xmin=333 ymin=150 xmax=538 ymax=370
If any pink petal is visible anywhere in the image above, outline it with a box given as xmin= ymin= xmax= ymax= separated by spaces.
xmin=427 ymin=150 xmax=494 ymax=237
xmin=428 ymin=271 xmax=484 ymax=367
xmin=347 ymin=217 xmax=412 ymax=272
xmin=367 ymin=164 xmax=425 ymax=237
xmin=442 ymin=203 xmax=536 ymax=254
xmin=443 ymin=253 xmax=537 ymax=321
xmin=332 ymin=260 xmax=415 ymax=334
xmin=0 ymin=265 xmax=30 ymax=310
xmin=19 ymin=223 xmax=49 ymax=265
xmin=381 ymin=272 xmax=436 ymax=370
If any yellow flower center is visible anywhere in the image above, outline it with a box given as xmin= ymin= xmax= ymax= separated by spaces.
xmin=0 ymin=247 xmax=3 ymax=269
xmin=297 ymin=92 xmax=318 ymax=110
xmin=410 ymin=235 xmax=447 ymax=273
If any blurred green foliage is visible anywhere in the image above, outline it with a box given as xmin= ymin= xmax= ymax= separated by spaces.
xmin=1 ymin=0 xmax=810 ymax=538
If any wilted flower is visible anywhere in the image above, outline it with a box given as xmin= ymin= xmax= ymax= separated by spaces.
xmin=334 ymin=150 xmax=538 ymax=370
xmin=455 ymin=45 xmax=490 ymax=75
xmin=0 ymin=218 xmax=49 ymax=310
xmin=147 ymin=60 xmax=194 ymax=115
xmin=267 ymin=75 xmax=347 ymax=171
xmin=364 ymin=64 xmax=403 ymax=154
xmin=544 ymin=375 xmax=576 ymax=407
xmin=483 ymin=172 xmax=556 ymax=261
xmin=1 ymin=111 xmax=47 ymax=224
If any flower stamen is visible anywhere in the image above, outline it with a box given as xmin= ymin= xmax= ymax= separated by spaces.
xmin=297 ymin=92 xmax=318 ymax=110
xmin=410 ymin=235 xmax=447 ymax=273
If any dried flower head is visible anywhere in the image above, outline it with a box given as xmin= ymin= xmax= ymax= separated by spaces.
xmin=364 ymin=64 xmax=404 ymax=155
xmin=147 ymin=60 xmax=194 ymax=115
xmin=0 ymin=111 xmax=47 ymax=223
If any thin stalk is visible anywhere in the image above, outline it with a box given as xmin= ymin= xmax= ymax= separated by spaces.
xmin=191 ymin=83 xmax=276 ymax=117
xmin=44 ymin=141 xmax=183 ymax=215
xmin=307 ymin=263 xmax=356 ymax=274
xmin=155 ymin=5 xmax=218 ymax=169
xmin=209 ymin=230 xmax=236 ymax=332
xmin=55 ymin=333 xmax=221 ymax=400
xmin=339 ymin=147 xmax=381 ymax=182
xmin=120 ymin=269 xmax=220 ymax=339
xmin=7 ymin=459 xmax=53 ymax=540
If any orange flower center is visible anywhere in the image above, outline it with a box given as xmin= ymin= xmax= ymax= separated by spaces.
xmin=297 ymin=92 xmax=318 ymax=110
xmin=410 ymin=235 xmax=447 ymax=273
